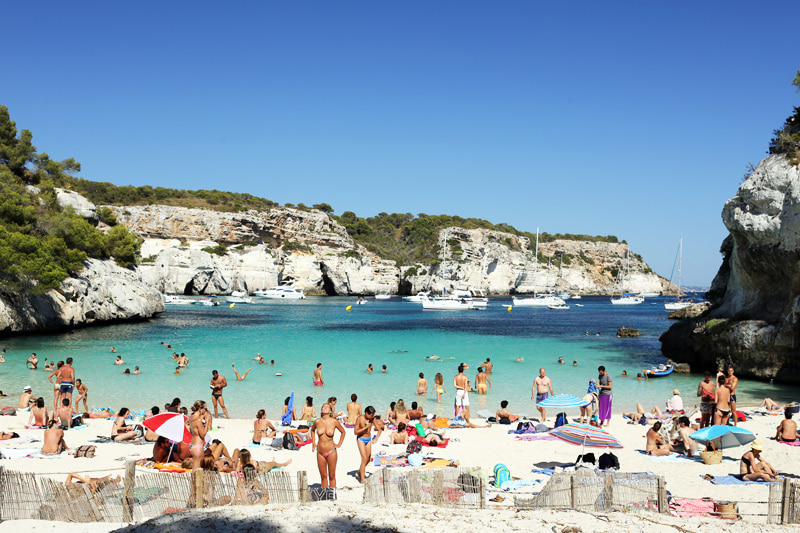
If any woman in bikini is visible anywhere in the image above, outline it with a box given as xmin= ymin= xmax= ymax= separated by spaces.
xmin=434 ymin=373 xmax=446 ymax=403
xmin=713 ymin=375 xmax=732 ymax=426
xmin=186 ymin=400 xmax=210 ymax=470
xmin=312 ymin=402 xmax=346 ymax=489
xmin=354 ymin=405 xmax=381 ymax=484
xmin=234 ymin=447 xmax=291 ymax=474
xmin=28 ymin=397 xmax=49 ymax=428
xmin=111 ymin=407 xmax=137 ymax=441
xmin=301 ymin=396 xmax=315 ymax=421
xmin=47 ymin=361 xmax=64 ymax=411
xmin=253 ymin=409 xmax=276 ymax=444
xmin=393 ymin=399 xmax=410 ymax=426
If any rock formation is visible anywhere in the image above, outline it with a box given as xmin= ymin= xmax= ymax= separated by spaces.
xmin=660 ymin=154 xmax=800 ymax=383
xmin=108 ymin=205 xmax=667 ymax=297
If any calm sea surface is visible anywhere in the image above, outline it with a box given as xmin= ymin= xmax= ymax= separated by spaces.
xmin=0 ymin=296 xmax=796 ymax=419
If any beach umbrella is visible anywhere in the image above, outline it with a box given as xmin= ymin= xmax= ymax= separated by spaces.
xmin=538 ymin=394 xmax=592 ymax=409
xmin=281 ymin=392 xmax=295 ymax=426
xmin=142 ymin=412 xmax=191 ymax=444
xmin=689 ymin=425 xmax=755 ymax=450
xmin=550 ymin=423 xmax=623 ymax=454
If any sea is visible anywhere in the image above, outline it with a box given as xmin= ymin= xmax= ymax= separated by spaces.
xmin=0 ymin=296 xmax=796 ymax=419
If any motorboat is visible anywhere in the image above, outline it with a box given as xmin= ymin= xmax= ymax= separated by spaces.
xmin=467 ymin=287 xmax=489 ymax=308
xmin=255 ymin=281 xmax=306 ymax=300
xmin=164 ymin=294 xmax=196 ymax=305
xmin=638 ymin=292 xmax=660 ymax=298
xmin=421 ymin=294 xmax=475 ymax=310
xmin=403 ymin=291 xmax=430 ymax=302
xmin=200 ymin=297 xmax=219 ymax=307
xmin=225 ymin=291 xmax=253 ymax=304
xmin=548 ymin=303 xmax=570 ymax=310
xmin=643 ymin=364 xmax=673 ymax=377
xmin=512 ymin=294 xmax=566 ymax=307
xmin=374 ymin=291 xmax=392 ymax=300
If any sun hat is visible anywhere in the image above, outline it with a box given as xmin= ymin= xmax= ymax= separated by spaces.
xmin=23 ymin=385 xmax=31 ymax=391
xmin=672 ymin=389 xmax=680 ymax=395
xmin=751 ymin=440 xmax=765 ymax=451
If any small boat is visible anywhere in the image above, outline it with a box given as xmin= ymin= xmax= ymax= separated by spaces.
xmin=225 ymin=291 xmax=252 ymax=304
xmin=200 ymin=297 xmax=219 ymax=307
xmin=164 ymin=294 xmax=196 ymax=305
xmin=643 ymin=364 xmax=673 ymax=377
xmin=255 ymin=280 xmax=306 ymax=300
xmin=403 ymin=291 xmax=430 ymax=302
xmin=513 ymin=294 xmax=566 ymax=307
xmin=611 ymin=294 xmax=645 ymax=305
xmin=374 ymin=291 xmax=392 ymax=300
xmin=638 ymin=292 xmax=660 ymax=298
xmin=611 ymin=250 xmax=644 ymax=305
xmin=548 ymin=303 xmax=570 ymax=310
xmin=421 ymin=294 xmax=475 ymax=310
xmin=664 ymin=237 xmax=692 ymax=311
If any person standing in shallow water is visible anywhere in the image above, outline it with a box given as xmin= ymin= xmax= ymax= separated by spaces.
xmin=313 ymin=363 xmax=324 ymax=386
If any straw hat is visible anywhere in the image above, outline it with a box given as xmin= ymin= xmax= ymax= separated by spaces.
xmin=672 ymin=389 xmax=680 ymax=395
xmin=751 ymin=440 xmax=765 ymax=451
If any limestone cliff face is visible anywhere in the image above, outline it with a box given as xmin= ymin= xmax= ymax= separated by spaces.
xmin=660 ymin=155 xmax=800 ymax=383
xmin=109 ymin=205 xmax=665 ymax=296
xmin=0 ymin=259 xmax=165 ymax=335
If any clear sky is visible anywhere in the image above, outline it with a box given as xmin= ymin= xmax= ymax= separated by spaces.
xmin=3 ymin=2 xmax=798 ymax=286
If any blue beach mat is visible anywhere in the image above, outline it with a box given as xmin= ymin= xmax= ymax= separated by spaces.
xmin=703 ymin=474 xmax=777 ymax=485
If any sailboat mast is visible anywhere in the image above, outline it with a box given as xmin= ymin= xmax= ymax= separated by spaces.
xmin=532 ymin=228 xmax=540 ymax=297
xmin=677 ymin=236 xmax=683 ymax=301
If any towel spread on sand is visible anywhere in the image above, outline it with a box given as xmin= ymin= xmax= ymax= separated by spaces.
xmin=703 ymin=474 xmax=776 ymax=485
xmin=515 ymin=434 xmax=558 ymax=441
xmin=669 ymin=498 xmax=716 ymax=518
xmin=374 ymin=454 xmax=408 ymax=467
xmin=0 ymin=435 xmax=38 ymax=444
xmin=499 ymin=479 xmax=543 ymax=491
xmin=638 ymin=450 xmax=735 ymax=464
xmin=415 ymin=437 xmax=450 ymax=448
xmin=780 ymin=439 xmax=800 ymax=447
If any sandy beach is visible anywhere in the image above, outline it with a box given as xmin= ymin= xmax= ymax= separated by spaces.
xmin=0 ymin=401 xmax=796 ymax=532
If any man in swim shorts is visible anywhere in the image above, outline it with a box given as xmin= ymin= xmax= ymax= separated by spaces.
xmin=453 ymin=364 xmax=470 ymax=421
xmin=210 ymin=370 xmax=230 ymax=418
xmin=725 ymin=366 xmax=739 ymax=426
xmin=776 ymin=411 xmax=798 ymax=442
xmin=532 ymin=368 xmax=554 ymax=422
xmin=58 ymin=357 xmax=76 ymax=406
xmin=313 ymin=363 xmax=324 ymax=386
xmin=697 ymin=371 xmax=715 ymax=428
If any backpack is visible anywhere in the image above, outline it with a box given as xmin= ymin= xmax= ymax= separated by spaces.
xmin=554 ymin=412 xmax=568 ymax=428
xmin=406 ymin=440 xmax=422 ymax=454
xmin=575 ymin=453 xmax=596 ymax=466
xmin=283 ymin=432 xmax=299 ymax=450
xmin=457 ymin=472 xmax=480 ymax=493
xmin=493 ymin=463 xmax=510 ymax=488
xmin=599 ymin=452 xmax=620 ymax=470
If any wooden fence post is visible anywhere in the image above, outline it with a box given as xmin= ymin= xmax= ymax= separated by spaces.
xmin=570 ymin=475 xmax=577 ymax=509
xmin=82 ymin=484 xmax=103 ymax=522
xmin=603 ymin=473 xmax=613 ymax=511
xmin=0 ymin=466 xmax=4 ymax=522
xmin=297 ymin=471 xmax=310 ymax=503
xmin=433 ymin=471 xmax=443 ymax=505
xmin=194 ymin=470 xmax=204 ymax=509
xmin=657 ymin=476 xmax=667 ymax=514
xmin=479 ymin=473 xmax=486 ymax=509
xmin=123 ymin=460 xmax=136 ymax=522
xmin=782 ymin=477 xmax=792 ymax=524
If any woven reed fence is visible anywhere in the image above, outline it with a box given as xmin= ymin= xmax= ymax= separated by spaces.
xmin=514 ymin=470 xmax=664 ymax=513
xmin=0 ymin=464 xmax=309 ymax=523
xmin=363 ymin=467 xmax=486 ymax=508
xmin=768 ymin=478 xmax=800 ymax=524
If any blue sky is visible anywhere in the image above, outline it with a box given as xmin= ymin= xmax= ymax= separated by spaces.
xmin=3 ymin=2 xmax=798 ymax=286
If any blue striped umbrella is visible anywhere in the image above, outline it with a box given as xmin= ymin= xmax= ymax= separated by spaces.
xmin=689 ymin=425 xmax=754 ymax=450
xmin=537 ymin=394 xmax=592 ymax=409
xmin=550 ymin=423 xmax=623 ymax=452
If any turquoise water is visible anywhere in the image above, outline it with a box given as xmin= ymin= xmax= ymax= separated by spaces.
xmin=0 ymin=297 xmax=796 ymax=419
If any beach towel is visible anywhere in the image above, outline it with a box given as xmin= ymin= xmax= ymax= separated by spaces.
xmin=374 ymin=454 xmax=408 ymax=467
xmin=0 ymin=448 xmax=42 ymax=459
xmin=531 ymin=468 xmax=556 ymax=476
xmin=780 ymin=439 xmax=800 ymax=447
xmin=703 ymin=474 xmax=776 ymax=485
xmin=420 ymin=458 xmax=459 ymax=469
xmin=500 ymin=479 xmax=542 ymax=491
xmin=0 ymin=435 xmax=38 ymax=444
xmin=515 ymin=434 xmax=558 ymax=441
xmin=669 ymin=498 xmax=716 ymax=518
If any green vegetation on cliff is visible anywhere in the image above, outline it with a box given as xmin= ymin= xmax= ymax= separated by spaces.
xmin=0 ymin=106 xmax=141 ymax=293
xmin=768 ymin=69 xmax=800 ymax=164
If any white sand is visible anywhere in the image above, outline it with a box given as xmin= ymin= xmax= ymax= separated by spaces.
xmin=0 ymin=406 xmax=796 ymax=532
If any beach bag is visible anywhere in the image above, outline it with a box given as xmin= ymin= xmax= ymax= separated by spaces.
xmin=270 ymin=437 xmax=283 ymax=448
xmin=599 ymin=452 xmax=620 ymax=470
xmin=406 ymin=440 xmax=423 ymax=454
xmin=74 ymin=445 xmax=96 ymax=458
xmin=282 ymin=433 xmax=299 ymax=450
xmin=0 ymin=407 xmax=16 ymax=416
xmin=70 ymin=415 xmax=83 ymax=428
xmin=498 ymin=417 xmax=511 ymax=425
xmin=575 ymin=453 xmax=596 ymax=466
xmin=493 ymin=463 xmax=510 ymax=488
xmin=457 ymin=472 xmax=480 ymax=494
xmin=554 ymin=412 xmax=568 ymax=428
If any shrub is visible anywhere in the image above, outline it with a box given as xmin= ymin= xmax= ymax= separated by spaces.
xmin=201 ymin=245 xmax=228 ymax=256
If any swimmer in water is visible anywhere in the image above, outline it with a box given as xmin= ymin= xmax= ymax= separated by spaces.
xmin=516 ymin=357 xmax=524 ymax=363
xmin=232 ymin=364 xmax=251 ymax=381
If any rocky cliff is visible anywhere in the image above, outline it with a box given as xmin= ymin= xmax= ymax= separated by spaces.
xmin=660 ymin=154 xmax=800 ymax=383
xmin=108 ymin=205 xmax=667 ymax=296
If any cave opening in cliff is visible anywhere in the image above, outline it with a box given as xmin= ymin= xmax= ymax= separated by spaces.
xmin=319 ymin=266 xmax=337 ymax=296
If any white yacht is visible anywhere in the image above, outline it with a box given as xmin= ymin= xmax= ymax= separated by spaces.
xmin=374 ymin=291 xmax=392 ymax=300
xmin=421 ymin=293 xmax=475 ymax=310
xmin=255 ymin=281 xmax=306 ymax=300
xmin=664 ymin=237 xmax=692 ymax=311
xmin=610 ymin=250 xmax=644 ymax=305
xmin=468 ymin=287 xmax=489 ymax=308
xmin=403 ymin=291 xmax=430 ymax=302
xmin=164 ymin=294 xmax=196 ymax=305
xmin=225 ymin=291 xmax=253 ymax=304
xmin=512 ymin=294 xmax=567 ymax=307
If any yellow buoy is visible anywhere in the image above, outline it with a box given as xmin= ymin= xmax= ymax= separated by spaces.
xmin=229 ymin=303 xmax=235 ymax=309
xmin=507 ymin=306 xmax=512 ymax=312
xmin=346 ymin=305 xmax=352 ymax=311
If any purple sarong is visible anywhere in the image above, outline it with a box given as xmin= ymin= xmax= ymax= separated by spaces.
xmin=598 ymin=394 xmax=612 ymax=421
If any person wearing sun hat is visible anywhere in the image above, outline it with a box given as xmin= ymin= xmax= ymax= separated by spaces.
xmin=18 ymin=386 xmax=33 ymax=410
xmin=740 ymin=440 xmax=779 ymax=481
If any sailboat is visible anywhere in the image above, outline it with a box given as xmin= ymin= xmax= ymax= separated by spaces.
xmin=512 ymin=229 xmax=566 ymax=307
xmin=555 ymin=254 xmax=573 ymax=300
xmin=422 ymin=229 xmax=475 ymax=310
xmin=664 ymin=237 xmax=692 ymax=311
xmin=610 ymin=249 xmax=644 ymax=305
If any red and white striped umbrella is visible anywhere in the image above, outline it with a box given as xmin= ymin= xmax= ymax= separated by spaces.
xmin=142 ymin=412 xmax=192 ymax=443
